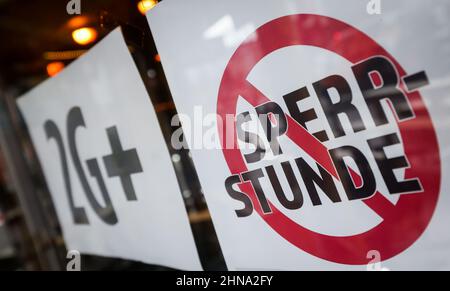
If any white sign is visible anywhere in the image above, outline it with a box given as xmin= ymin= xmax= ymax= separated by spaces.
xmin=147 ymin=0 xmax=450 ymax=270
xmin=17 ymin=28 xmax=202 ymax=270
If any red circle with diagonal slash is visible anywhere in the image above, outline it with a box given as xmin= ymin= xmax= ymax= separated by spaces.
xmin=217 ymin=14 xmax=441 ymax=264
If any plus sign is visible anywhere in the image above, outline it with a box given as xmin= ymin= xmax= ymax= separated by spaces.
xmin=102 ymin=126 xmax=143 ymax=201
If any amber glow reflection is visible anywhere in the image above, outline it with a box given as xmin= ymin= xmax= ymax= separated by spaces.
xmin=72 ymin=27 xmax=98 ymax=46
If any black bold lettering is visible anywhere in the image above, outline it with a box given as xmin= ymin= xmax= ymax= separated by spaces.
xmin=283 ymin=86 xmax=329 ymax=142
xmin=352 ymin=56 xmax=414 ymax=126
xmin=225 ymin=175 xmax=253 ymax=217
xmin=295 ymin=158 xmax=341 ymax=205
xmin=255 ymin=102 xmax=287 ymax=156
xmin=367 ymin=133 xmax=422 ymax=194
xmin=313 ymin=75 xmax=366 ymax=138
xmin=67 ymin=107 xmax=117 ymax=225
xmin=236 ymin=111 xmax=266 ymax=163
xmin=241 ymin=169 xmax=272 ymax=214
xmin=265 ymin=161 xmax=303 ymax=210
xmin=330 ymin=146 xmax=376 ymax=200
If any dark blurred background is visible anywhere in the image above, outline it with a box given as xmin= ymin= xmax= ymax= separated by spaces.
xmin=0 ymin=0 xmax=225 ymax=271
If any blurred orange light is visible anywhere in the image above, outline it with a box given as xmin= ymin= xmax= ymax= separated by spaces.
xmin=154 ymin=54 xmax=161 ymax=62
xmin=67 ymin=16 xmax=89 ymax=29
xmin=72 ymin=27 xmax=98 ymax=46
xmin=137 ymin=0 xmax=158 ymax=15
xmin=46 ymin=62 xmax=65 ymax=77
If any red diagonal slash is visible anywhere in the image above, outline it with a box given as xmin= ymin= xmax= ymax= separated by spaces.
xmin=242 ymin=81 xmax=397 ymax=218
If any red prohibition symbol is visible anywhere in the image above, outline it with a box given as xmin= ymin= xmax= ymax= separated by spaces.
xmin=217 ymin=14 xmax=441 ymax=264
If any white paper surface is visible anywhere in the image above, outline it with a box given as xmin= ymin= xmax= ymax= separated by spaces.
xmin=147 ymin=0 xmax=450 ymax=270
xmin=17 ymin=28 xmax=202 ymax=270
